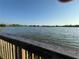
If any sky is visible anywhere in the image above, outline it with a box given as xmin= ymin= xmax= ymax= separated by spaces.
xmin=0 ymin=0 xmax=79 ymax=25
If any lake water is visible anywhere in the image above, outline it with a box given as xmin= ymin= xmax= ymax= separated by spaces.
xmin=0 ymin=27 xmax=79 ymax=48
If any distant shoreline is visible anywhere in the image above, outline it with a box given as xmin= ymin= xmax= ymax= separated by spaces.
xmin=0 ymin=24 xmax=79 ymax=27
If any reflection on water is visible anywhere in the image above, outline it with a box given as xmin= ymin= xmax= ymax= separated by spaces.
xmin=1 ymin=27 xmax=79 ymax=48
xmin=0 ymin=27 xmax=5 ymax=32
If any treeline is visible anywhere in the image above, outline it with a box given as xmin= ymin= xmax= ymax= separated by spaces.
xmin=0 ymin=24 xmax=24 ymax=27
xmin=0 ymin=24 xmax=79 ymax=27
xmin=62 ymin=25 xmax=79 ymax=27
xmin=0 ymin=24 xmax=6 ymax=27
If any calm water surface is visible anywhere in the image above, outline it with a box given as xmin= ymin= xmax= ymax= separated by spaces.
xmin=0 ymin=27 xmax=79 ymax=48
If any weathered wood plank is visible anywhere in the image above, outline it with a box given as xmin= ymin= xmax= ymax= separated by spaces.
xmin=22 ymin=48 xmax=26 ymax=59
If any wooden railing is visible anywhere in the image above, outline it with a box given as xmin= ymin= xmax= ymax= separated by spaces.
xmin=0 ymin=34 xmax=76 ymax=59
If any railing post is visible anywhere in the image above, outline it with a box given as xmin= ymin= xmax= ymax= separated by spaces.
xmin=22 ymin=48 xmax=26 ymax=59
xmin=32 ymin=53 xmax=35 ymax=59
xmin=12 ymin=44 xmax=16 ymax=59
xmin=26 ymin=50 xmax=29 ymax=59
xmin=3 ymin=40 xmax=6 ymax=59
xmin=5 ymin=41 xmax=8 ymax=59
xmin=15 ymin=45 xmax=22 ymax=59
xmin=34 ymin=54 xmax=39 ymax=59
xmin=2 ymin=40 xmax=4 ymax=59
xmin=0 ymin=39 xmax=2 ymax=57
xmin=28 ymin=51 xmax=32 ymax=59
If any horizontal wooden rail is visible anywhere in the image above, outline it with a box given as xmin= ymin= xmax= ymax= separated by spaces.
xmin=0 ymin=34 xmax=76 ymax=59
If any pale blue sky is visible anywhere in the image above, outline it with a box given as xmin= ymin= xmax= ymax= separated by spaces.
xmin=0 ymin=0 xmax=79 ymax=25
